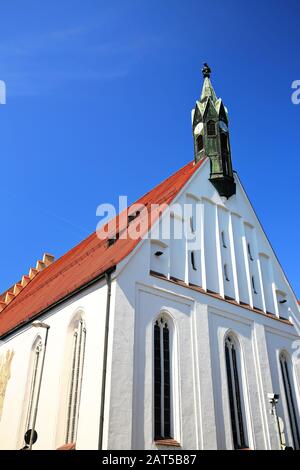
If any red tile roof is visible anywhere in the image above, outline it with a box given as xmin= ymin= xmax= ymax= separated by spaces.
xmin=0 ymin=158 xmax=205 ymax=337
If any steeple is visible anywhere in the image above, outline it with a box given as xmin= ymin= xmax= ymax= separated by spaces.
xmin=200 ymin=63 xmax=217 ymax=103
xmin=191 ymin=64 xmax=236 ymax=198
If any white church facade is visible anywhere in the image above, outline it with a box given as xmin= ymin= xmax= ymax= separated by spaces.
xmin=0 ymin=65 xmax=299 ymax=450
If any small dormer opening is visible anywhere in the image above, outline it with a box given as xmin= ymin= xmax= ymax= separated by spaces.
xmin=155 ymin=250 xmax=164 ymax=257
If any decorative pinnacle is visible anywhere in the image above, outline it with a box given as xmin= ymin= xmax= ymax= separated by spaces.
xmin=202 ymin=63 xmax=211 ymax=78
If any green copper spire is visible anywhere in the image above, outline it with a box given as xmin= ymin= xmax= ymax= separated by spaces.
xmin=191 ymin=63 xmax=236 ymax=198
xmin=200 ymin=77 xmax=218 ymax=103
xmin=200 ymin=63 xmax=217 ymax=103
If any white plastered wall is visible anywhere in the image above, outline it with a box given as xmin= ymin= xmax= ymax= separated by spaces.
xmin=0 ymin=279 xmax=110 ymax=450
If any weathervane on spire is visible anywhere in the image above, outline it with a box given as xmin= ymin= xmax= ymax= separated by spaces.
xmin=202 ymin=63 xmax=211 ymax=78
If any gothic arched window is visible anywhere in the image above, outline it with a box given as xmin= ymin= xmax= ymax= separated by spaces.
xmin=24 ymin=338 xmax=43 ymax=436
xmin=65 ymin=318 xmax=86 ymax=444
xmin=225 ymin=335 xmax=247 ymax=449
xmin=196 ymin=134 xmax=203 ymax=152
xmin=207 ymin=120 xmax=216 ymax=136
xmin=154 ymin=314 xmax=172 ymax=440
xmin=279 ymin=352 xmax=300 ymax=449
xmin=220 ymin=132 xmax=228 ymax=152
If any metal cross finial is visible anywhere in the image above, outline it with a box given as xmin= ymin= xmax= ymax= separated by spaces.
xmin=202 ymin=63 xmax=211 ymax=78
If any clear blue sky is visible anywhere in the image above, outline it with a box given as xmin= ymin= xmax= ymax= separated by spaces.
xmin=0 ymin=0 xmax=299 ymax=297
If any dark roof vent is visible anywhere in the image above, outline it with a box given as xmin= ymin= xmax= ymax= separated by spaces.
xmin=128 ymin=211 xmax=141 ymax=224
xmin=107 ymin=233 xmax=119 ymax=247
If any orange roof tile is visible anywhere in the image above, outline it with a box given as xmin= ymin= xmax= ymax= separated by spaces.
xmin=0 ymin=158 xmax=205 ymax=337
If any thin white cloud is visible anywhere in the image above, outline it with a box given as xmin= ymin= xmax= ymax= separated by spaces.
xmin=0 ymin=23 xmax=163 ymax=97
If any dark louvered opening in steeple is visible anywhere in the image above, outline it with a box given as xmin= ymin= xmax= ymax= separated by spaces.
xmin=196 ymin=134 xmax=203 ymax=152
xmin=207 ymin=120 xmax=216 ymax=136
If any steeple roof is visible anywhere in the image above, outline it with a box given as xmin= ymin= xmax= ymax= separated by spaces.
xmin=200 ymin=77 xmax=217 ymax=104
xmin=200 ymin=63 xmax=217 ymax=103
xmin=195 ymin=64 xmax=223 ymax=117
xmin=193 ymin=64 xmax=235 ymax=196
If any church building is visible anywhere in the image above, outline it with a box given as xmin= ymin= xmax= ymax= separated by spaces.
xmin=0 ymin=65 xmax=299 ymax=450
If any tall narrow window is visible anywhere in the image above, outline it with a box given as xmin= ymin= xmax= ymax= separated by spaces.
xmin=154 ymin=315 xmax=172 ymax=440
xmin=25 ymin=339 xmax=43 ymax=435
xmin=191 ymin=251 xmax=197 ymax=270
xmin=196 ymin=134 xmax=203 ymax=152
xmin=207 ymin=120 xmax=216 ymax=136
xmin=280 ymin=353 xmax=300 ymax=449
xmin=190 ymin=216 xmax=195 ymax=233
xmin=65 ymin=318 xmax=86 ymax=444
xmin=224 ymin=264 xmax=230 ymax=281
xmin=247 ymin=242 xmax=254 ymax=261
xmin=251 ymin=275 xmax=258 ymax=294
xmin=276 ymin=291 xmax=288 ymax=318
xmin=220 ymin=133 xmax=229 ymax=174
xmin=221 ymin=230 xmax=227 ymax=248
xmin=220 ymin=132 xmax=228 ymax=153
xmin=225 ymin=335 xmax=247 ymax=449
